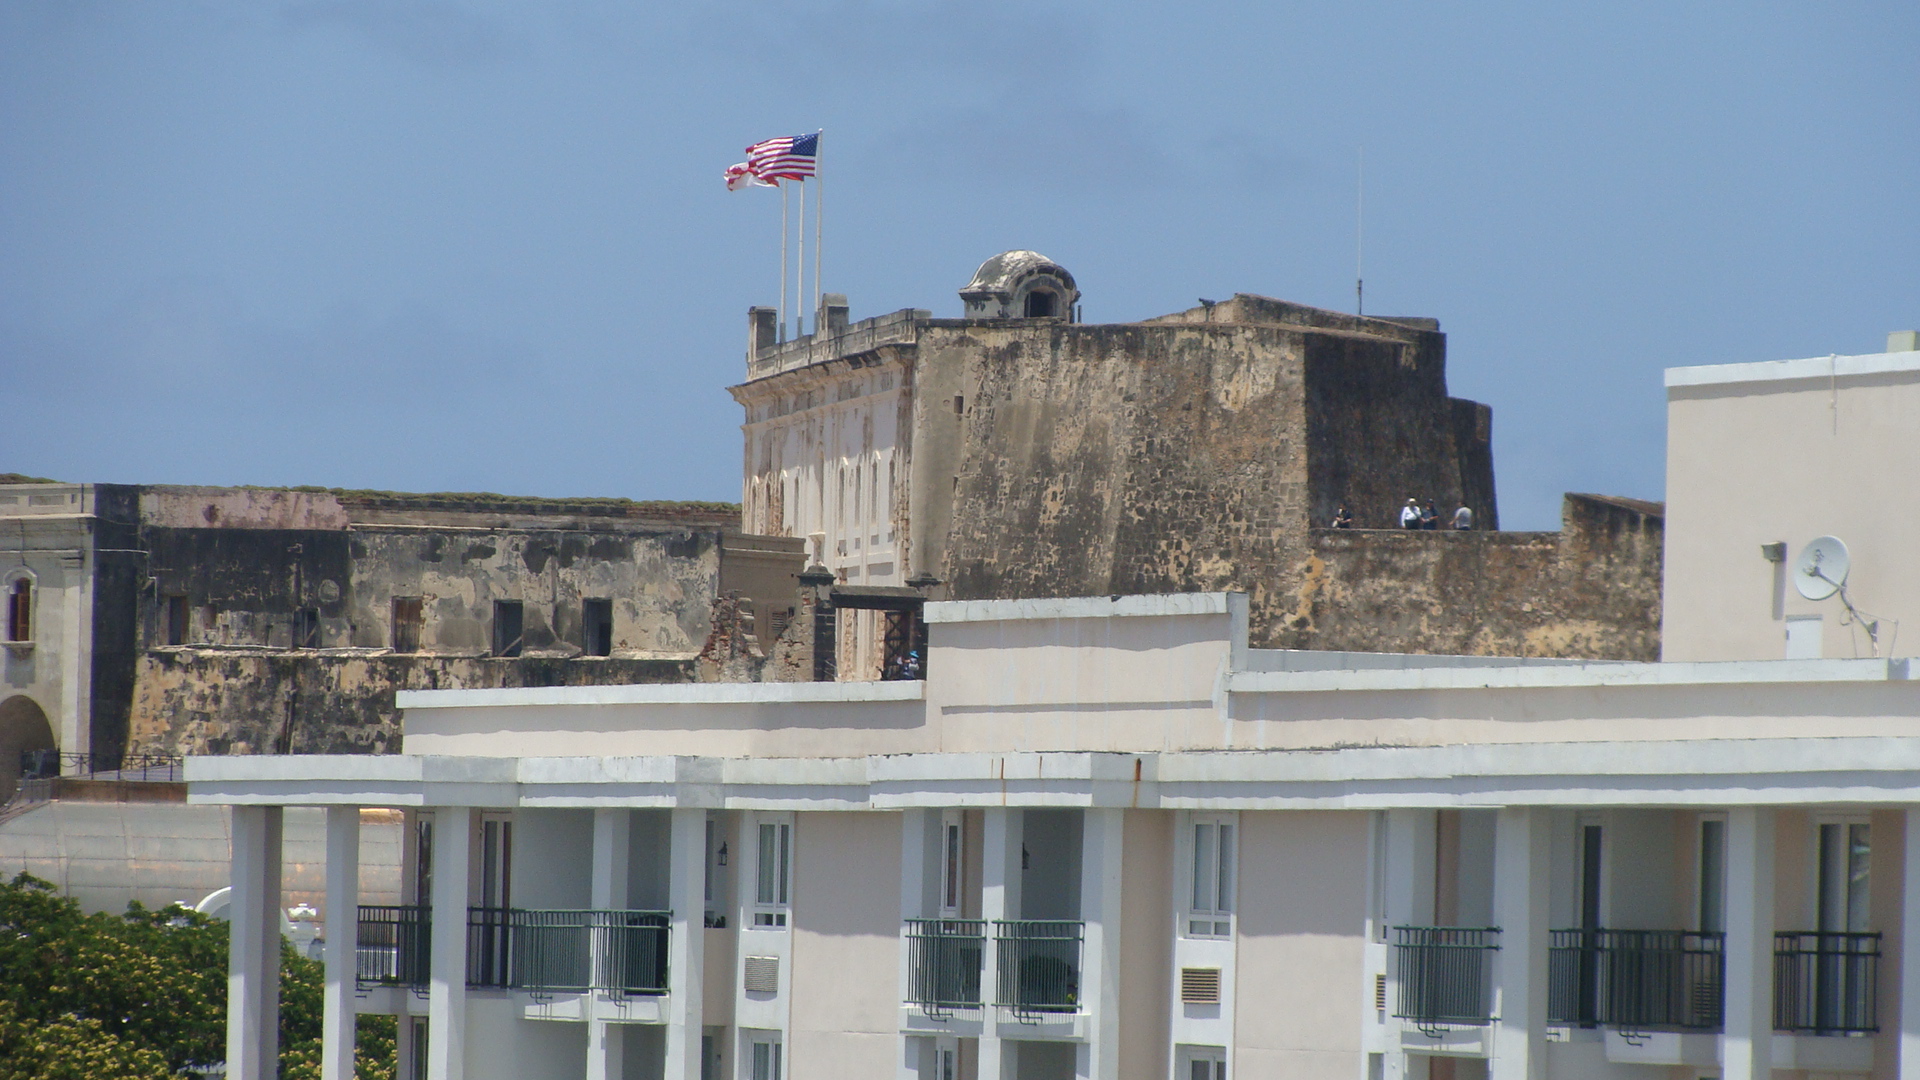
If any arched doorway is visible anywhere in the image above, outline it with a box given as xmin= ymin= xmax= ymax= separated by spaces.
xmin=0 ymin=695 xmax=55 ymax=802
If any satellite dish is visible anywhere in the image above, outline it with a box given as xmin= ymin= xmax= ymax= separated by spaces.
xmin=1793 ymin=536 xmax=1850 ymax=600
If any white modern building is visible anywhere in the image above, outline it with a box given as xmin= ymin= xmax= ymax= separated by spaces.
xmin=191 ymin=335 xmax=1920 ymax=1080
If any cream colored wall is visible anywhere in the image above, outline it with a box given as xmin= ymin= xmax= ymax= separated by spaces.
xmin=462 ymin=995 xmax=586 ymax=1080
xmin=1233 ymin=810 xmax=1368 ymax=1079
xmin=1119 ymin=810 xmax=1173 ymax=1080
xmin=789 ymin=811 xmax=902 ymax=1080
xmin=1664 ymin=356 xmax=1920 ymax=662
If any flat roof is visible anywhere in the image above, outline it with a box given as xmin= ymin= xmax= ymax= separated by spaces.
xmin=1666 ymin=348 xmax=1920 ymax=390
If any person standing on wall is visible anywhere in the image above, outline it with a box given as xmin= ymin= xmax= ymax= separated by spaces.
xmin=1400 ymin=498 xmax=1422 ymax=530
xmin=1452 ymin=504 xmax=1474 ymax=530
xmin=1331 ymin=504 xmax=1354 ymax=529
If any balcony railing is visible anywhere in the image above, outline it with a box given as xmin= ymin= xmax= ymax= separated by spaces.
xmin=1549 ymin=929 xmax=1725 ymax=1031
xmin=468 ymin=907 xmax=671 ymax=994
xmin=1775 ymin=931 xmax=1880 ymax=1034
xmin=1393 ymin=926 xmax=1501 ymax=1027
xmin=357 ymin=904 xmax=430 ymax=990
xmin=993 ymin=920 xmax=1083 ymax=1019
xmin=906 ymin=919 xmax=986 ymax=1018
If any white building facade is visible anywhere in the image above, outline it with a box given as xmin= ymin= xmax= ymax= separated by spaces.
xmin=191 ymin=338 xmax=1920 ymax=1080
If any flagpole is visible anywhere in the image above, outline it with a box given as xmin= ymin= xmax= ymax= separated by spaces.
xmin=796 ymin=177 xmax=806 ymax=337
xmin=779 ymin=182 xmax=789 ymax=343
xmin=813 ymin=131 xmax=823 ymax=326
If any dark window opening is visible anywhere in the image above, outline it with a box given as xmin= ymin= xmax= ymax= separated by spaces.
xmin=164 ymin=595 xmax=188 ymax=646
xmin=7 ymin=579 xmax=31 ymax=641
xmin=1024 ymin=290 xmax=1056 ymax=317
xmin=291 ymin=608 xmax=320 ymax=649
xmin=953 ymin=395 xmax=965 ymax=416
xmin=392 ymin=596 xmax=424 ymax=653
xmin=583 ymin=598 xmax=613 ymax=657
xmin=492 ymin=600 xmax=524 ymax=657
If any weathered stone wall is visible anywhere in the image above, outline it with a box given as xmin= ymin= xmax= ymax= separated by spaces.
xmin=1279 ymin=494 xmax=1663 ymax=658
xmin=128 ymin=650 xmax=697 ymax=756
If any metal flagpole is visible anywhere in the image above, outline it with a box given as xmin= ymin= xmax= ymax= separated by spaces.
xmin=779 ymin=182 xmax=789 ymax=342
xmin=796 ymin=176 xmax=806 ymax=338
xmin=813 ymin=131 xmax=823 ymax=325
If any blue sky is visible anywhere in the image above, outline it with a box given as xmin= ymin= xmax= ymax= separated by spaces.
xmin=2 ymin=1 xmax=1914 ymax=528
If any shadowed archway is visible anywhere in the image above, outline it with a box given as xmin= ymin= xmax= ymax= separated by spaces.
xmin=0 ymin=695 xmax=55 ymax=802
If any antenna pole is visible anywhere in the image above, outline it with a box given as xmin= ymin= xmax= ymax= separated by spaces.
xmin=778 ymin=183 xmax=789 ymax=343
xmin=1355 ymin=145 xmax=1365 ymax=317
xmin=813 ymin=131 xmax=823 ymax=328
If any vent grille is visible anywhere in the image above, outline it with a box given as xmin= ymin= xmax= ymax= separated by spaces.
xmin=1180 ymin=967 xmax=1222 ymax=1005
xmin=1375 ymin=973 xmax=1388 ymax=1011
xmin=743 ymin=955 xmax=779 ymax=994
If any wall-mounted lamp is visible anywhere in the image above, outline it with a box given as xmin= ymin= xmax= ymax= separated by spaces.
xmin=716 ymin=842 xmax=728 ymax=867
xmin=1761 ymin=542 xmax=1787 ymax=563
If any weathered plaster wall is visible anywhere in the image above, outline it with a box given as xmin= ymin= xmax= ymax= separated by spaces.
xmin=1285 ymin=494 xmax=1663 ymax=658
xmin=127 ymin=651 xmax=696 ymax=756
xmin=936 ymin=320 xmax=1314 ymax=621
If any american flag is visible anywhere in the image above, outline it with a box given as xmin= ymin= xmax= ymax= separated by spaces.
xmin=746 ymin=132 xmax=819 ymax=182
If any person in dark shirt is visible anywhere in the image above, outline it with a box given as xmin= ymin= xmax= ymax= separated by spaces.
xmin=1331 ymin=504 xmax=1353 ymax=529
xmin=1420 ymin=501 xmax=1440 ymax=530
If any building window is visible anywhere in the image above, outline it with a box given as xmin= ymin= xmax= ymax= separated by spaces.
xmin=583 ymin=598 xmax=613 ymax=657
xmin=6 ymin=577 xmax=31 ymax=641
xmin=940 ymin=810 xmax=964 ymax=916
xmin=1188 ymin=815 xmax=1236 ymax=937
xmin=1024 ymin=289 xmax=1057 ymax=317
xmin=1698 ymin=817 xmax=1726 ymax=933
xmin=492 ymin=600 xmax=524 ymax=657
xmin=1181 ymin=1046 xmax=1227 ymax=1080
xmin=291 ymin=608 xmax=320 ymax=649
xmin=1818 ymin=819 xmax=1871 ymax=932
xmin=749 ymin=1035 xmax=782 ymax=1080
xmin=391 ymin=596 xmax=423 ymax=653
xmin=164 ymin=595 xmax=188 ymax=646
xmin=753 ymin=817 xmax=791 ymax=928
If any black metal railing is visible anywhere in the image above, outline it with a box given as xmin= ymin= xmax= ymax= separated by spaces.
xmin=1775 ymin=931 xmax=1880 ymax=1034
xmin=906 ymin=919 xmax=985 ymax=1017
xmin=1549 ymin=929 xmax=1725 ymax=1030
xmin=993 ymin=920 xmax=1083 ymax=1018
xmin=20 ymin=750 xmax=183 ymax=781
xmin=466 ymin=907 xmax=671 ymax=994
xmin=357 ymin=904 xmax=431 ymax=990
xmin=1393 ymin=926 xmax=1501 ymax=1026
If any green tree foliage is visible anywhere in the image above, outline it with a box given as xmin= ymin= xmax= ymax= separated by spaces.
xmin=0 ymin=873 xmax=395 ymax=1079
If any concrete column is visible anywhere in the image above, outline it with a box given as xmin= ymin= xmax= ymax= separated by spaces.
xmin=228 ymin=805 xmax=284 ymax=1080
xmin=1381 ymin=809 xmax=1437 ymax=1080
xmin=666 ymin=809 xmax=708 ymax=1080
xmin=589 ymin=809 xmax=632 ymax=1080
xmin=1491 ymin=808 xmax=1549 ymax=1080
xmin=899 ymin=810 xmax=931 ymax=1080
xmin=1077 ymin=809 xmax=1124 ymax=1080
xmin=1723 ymin=807 xmax=1775 ymax=1080
xmin=1900 ymin=809 xmax=1920 ymax=1080
xmin=978 ymin=808 xmax=1023 ymax=1080
xmin=322 ymin=806 xmax=362 ymax=1080
xmin=428 ymin=807 xmax=472 ymax=1080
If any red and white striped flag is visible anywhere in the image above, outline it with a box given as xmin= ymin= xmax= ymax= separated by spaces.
xmin=725 ymin=162 xmax=773 ymax=191
xmin=745 ymin=132 xmax=819 ymax=182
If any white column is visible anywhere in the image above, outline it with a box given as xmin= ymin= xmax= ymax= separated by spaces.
xmin=1723 ymin=807 xmax=1775 ymax=1080
xmin=1491 ymin=808 xmax=1549 ymax=1080
xmin=1900 ymin=809 xmax=1920 ymax=1080
xmin=589 ymin=809 xmax=632 ymax=1080
xmin=978 ymin=808 xmax=1023 ymax=1080
xmin=899 ymin=810 xmax=931 ymax=1080
xmin=1381 ymin=809 xmax=1437 ymax=1080
xmin=322 ymin=806 xmax=361 ymax=1080
xmin=428 ymin=807 xmax=472 ymax=1080
xmin=1077 ymin=809 xmax=1124 ymax=1080
xmin=229 ymin=805 xmax=284 ymax=1080
xmin=666 ymin=809 xmax=708 ymax=1080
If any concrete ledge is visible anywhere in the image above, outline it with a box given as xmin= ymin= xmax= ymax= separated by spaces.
xmin=925 ymin=592 xmax=1235 ymax=624
xmin=397 ymin=679 xmax=925 ymax=710
xmin=1226 ymin=656 xmax=1908 ymax=694
xmin=1666 ymin=349 xmax=1920 ymax=389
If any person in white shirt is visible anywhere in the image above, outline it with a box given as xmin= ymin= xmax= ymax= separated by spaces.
xmin=1400 ymin=498 xmax=1422 ymax=530
xmin=1452 ymin=505 xmax=1473 ymax=530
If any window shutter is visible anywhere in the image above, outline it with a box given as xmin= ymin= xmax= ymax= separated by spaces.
xmin=744 ymin=955 xmax=780 ymax=994
xmin=1179 ymin=967 xmax=1222 ymax=1005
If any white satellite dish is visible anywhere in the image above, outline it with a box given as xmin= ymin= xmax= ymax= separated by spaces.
xmin=1793 ymin=536 xmax=1850 ymax=600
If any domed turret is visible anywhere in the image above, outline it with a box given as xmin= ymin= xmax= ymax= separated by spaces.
xmin=958 ymin=251 xmax=1079 ymax=320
